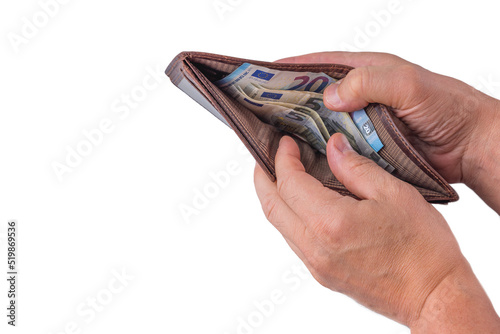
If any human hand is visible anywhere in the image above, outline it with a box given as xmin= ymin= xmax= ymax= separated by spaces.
xmin=254 ymin=135 xmax=500 ymax=332
xmin=277 ymin=52 xmax=500 ymax=212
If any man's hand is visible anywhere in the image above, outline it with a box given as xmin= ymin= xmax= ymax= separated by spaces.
xmin=254 ymin=135 xmax=500 ymax=333
xmin=278 ymin=52 xmax=500 ymax=212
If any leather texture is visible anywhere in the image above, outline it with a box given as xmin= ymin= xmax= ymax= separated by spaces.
xmin=166 ymin=51 xmax=459 ymax=203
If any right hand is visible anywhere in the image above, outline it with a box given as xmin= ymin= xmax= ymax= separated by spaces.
xmin=277 ymin=52 xmax=500 ymax=194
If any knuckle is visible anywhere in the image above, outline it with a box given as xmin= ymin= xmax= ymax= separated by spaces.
xmin=310 ymin=208 xmax=349 ymax=249
xmin=347 ymin=155 xmax=378 ymax=180
xmin=310 ymin=270 xmax=330 ymax=289
xmin=343 ymin=155 xmax=417 ymax=202
xmin=380 ymin=52 xmax=400 ymax=61
xmin=327 ymin=211 xmax=349 ymax=243
xmin=276 ymin=171 xmax=300 ymax=205
xmin=305 ymin=251 xmax=329 ymax=278
xmin=331 ymin=208 xmax=349 ymax=230
xmin=395 ymin=64 xmax=423 ymax=96
xmin=276 ymin=171 xmax=291 ymax=195
xmin=260 ymin=194 xmax=279 ymax=222
xmin=345 ymin=67 xmax=371 ymax=100
xmin=397 ymin=64 xmax=420 ymax=79
xmin=377 ymin=52 xmax=406 ymax=65
xmin=302 ymin=259 xmax=329 ymax=288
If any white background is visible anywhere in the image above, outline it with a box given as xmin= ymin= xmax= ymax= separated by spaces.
xmin=1 ymin=0 xmax=500 ymax=333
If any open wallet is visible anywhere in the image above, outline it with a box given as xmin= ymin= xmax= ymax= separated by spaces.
xmin=166 ymin=51 xmax=459 ymax=203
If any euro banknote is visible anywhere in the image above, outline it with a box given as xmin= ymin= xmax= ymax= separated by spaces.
xmin=224 ymin=85 xmax=328 ymax=154
xmin=241 ymin=83 xmax=392 ymax=172
xmin=216 ymin=63 xmax=394 ymax=172
xmin=216 ymin=62 xmax=384 ymax=152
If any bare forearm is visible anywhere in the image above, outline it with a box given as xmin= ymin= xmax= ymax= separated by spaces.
xmin=410 ymin=99 xmax=500 ymax=332
xmin=410 ymin=264 xmax=500 ymax=333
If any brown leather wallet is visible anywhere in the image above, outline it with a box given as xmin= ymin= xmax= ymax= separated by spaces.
xmin=166 ymin=51 xmax=459 ymax=203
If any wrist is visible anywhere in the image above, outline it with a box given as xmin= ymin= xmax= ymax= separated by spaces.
xmin=461 ymin=95 xmax=500 ymax=212
xmin=410 ymin=262 xmax=500 ymax=334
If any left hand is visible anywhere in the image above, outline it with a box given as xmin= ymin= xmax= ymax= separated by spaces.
xmin=253 ymin=134 xmax=469 ymax=327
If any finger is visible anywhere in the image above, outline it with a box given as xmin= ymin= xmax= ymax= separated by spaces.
xmin=254 ymin=163 xmax=309 ymax=248
xmin=275 ymin=51 xmax=404 ymax=67
xmin=255 ymin=164 xmax=318 ymax=266
xmin=323 ymin=64 xmax=424 ymax=112
xmin=274 ymin=136 xmax=343 ymax=222
xmin=327 ymin=133 xmax=415 ymax=201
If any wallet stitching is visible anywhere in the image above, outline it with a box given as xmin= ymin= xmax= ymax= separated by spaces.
xmin=184 ymin=58 xmax=278 ymax=177
xmin=219 ymin=94 xmax=272 ymax=164
xmin=184 ymin=61 xmax=272 ymax=169
xmin=188 ymin=52 xmax=353 ymax=76
xmin=378 ymin=105 xmax=453 ymax=199
xmin=209 ymin=79 xmax=274 ymax=169
xmin=191 ymin=67 xmax=275 ymax=169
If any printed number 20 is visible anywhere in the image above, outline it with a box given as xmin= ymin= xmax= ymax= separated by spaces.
xmin=288 ymin=76 xmax=329 ymax=93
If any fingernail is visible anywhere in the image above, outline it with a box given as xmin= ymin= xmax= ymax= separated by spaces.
xmin=335 ymin=134 xmax=353 ymax=153
xmin=325 ymin=80 xmax=342 ymax=108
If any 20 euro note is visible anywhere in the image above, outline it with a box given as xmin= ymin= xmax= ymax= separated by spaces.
xmin=351 ymin=110 xmax=384 ymax=152
xmin=225 ymin=85 xmax=328 ymax=154
xmin=241 ymin=83 xmax=394 ymax=172
xmin=216 ymin=62 xmax=384 ymax=153
xmin=216 ymin=62 xmax=337 ymax=93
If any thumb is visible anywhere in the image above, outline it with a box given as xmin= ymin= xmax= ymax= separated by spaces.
xmin=323 ymin=65 xmax=418 ymax=112
xmin=327 ymin=133 xmax=411 ymax=200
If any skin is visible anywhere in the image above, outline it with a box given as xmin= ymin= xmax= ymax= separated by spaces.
xmin=253 ymin=52 xmax=500 ymax=333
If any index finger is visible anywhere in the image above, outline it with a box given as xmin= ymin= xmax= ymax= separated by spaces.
xmin=275 ymin=51 xmax=405 ymax=68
